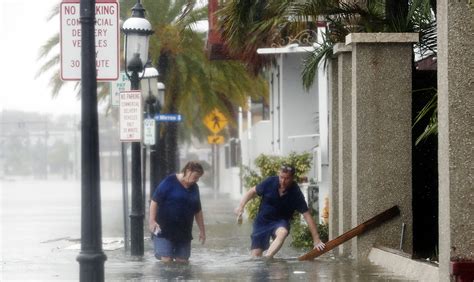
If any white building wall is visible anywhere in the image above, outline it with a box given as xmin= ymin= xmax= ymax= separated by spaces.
xmin=279 ymin=53 xmax=319 ymax=156
xmin=241 ymin=120 xmax=272 ymax=171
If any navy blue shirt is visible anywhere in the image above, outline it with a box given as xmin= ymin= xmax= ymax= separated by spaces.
xmin=152 ymin=174 xmax=202 ymax=242
xmin=255 ymin=176 xmax=308 ymax=223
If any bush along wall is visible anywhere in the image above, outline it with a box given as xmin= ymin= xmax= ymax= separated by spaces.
xmin=241 ymin=152 xmax=328 ymax=250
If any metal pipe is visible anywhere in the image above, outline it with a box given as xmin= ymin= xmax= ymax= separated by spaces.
xmin=399 ymin=222 xmax=406 ymax=250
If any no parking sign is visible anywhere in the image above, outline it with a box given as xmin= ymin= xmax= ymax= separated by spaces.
xmin=60 ymin=0 xmax=120 ymax=80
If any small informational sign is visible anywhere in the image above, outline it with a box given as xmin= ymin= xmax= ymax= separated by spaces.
xmin=119 ymin=90 xmax=142 ymax=142
xmin=154 ymin=114 xmax=183 ymax=122
xmin=203 ymin=108 xmax=227 ymax=134
xmin=110 ymin=72 xmax=130 ymax=106
xmin=60 ymin=0 xmax=120 ymax=81
xmin=208 ymin=135 xmax=224 ymax=144
xmin=143 ymin=118 xmax=156 ymax=145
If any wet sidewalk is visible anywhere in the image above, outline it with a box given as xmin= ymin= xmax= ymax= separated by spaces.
xmin=1 ymin=180 xmax=414 ymax=281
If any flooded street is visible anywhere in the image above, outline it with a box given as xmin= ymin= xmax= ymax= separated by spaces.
xmin=1 ymin=179 xmax=413 ymax=281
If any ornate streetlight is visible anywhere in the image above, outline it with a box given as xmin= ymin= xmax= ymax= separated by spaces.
xmin=140 ymin=64 xmax=159 ymax=213
xmin=141 ymin=65 xmax=159 ymax=117
xmin=121 ymin=0 xmax=153 ymax=256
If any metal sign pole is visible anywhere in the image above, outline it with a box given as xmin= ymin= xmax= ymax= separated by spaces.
xmin=121 ymin=143 xmax=129 ymax=251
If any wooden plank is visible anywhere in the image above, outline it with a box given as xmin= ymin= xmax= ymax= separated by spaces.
xmin=298 ymin=205 xmax=400 ymax=261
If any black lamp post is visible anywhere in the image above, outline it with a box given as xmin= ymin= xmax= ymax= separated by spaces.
xmin=76 ymin=0 xmax=106 ymax=280
xmin=122 ymin=0 xmax=153 ymax=256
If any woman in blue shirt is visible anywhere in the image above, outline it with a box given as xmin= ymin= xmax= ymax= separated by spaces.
xmin=149 ymin=161 xmax=206 ymax=262
xmin=235 ymin=164 xmax=325 ymax=258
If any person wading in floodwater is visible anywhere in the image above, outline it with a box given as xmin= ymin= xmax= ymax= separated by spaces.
xmin=235 ymin=164 xmax=326 ymax=258
xmin=149 ymin=161 xmax=206 ymax=262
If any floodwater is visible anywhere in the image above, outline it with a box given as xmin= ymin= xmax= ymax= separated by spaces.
xmin=0 ymin=179 xmax=414 ymax=281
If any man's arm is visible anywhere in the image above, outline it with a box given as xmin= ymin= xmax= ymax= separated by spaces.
xmin=234 ymin=186 xmax=258 ymax=218
xmin=195 ymin=210 xmax=206 ymax=244
xmin=302 ymin=211 xmax=326 ymax=251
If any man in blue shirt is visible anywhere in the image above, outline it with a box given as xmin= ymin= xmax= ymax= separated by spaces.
xmin=235 ymin=164 xmax=325 ymax=258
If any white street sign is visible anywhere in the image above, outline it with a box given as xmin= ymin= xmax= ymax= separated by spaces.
xmin=60 ymin=0 xmax=120 ymax=81
xmin=119 ymin=90 xmax=142 ymax=142
xmin=143 ymin=118 xmax=156 ymax=145
xmin=110 ymin=72 xmax=130 ymax=107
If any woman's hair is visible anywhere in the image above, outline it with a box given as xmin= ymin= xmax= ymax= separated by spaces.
xmin=182 ymin=161 xmax=204 ymax=176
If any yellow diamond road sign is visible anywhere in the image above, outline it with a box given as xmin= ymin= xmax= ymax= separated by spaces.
xmin=203 ymin=109 xmax=227 ymax=134
xmin=208 ymin=135 xmax=224 ymax=144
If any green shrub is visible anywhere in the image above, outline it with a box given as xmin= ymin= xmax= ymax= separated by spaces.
xmin=241 ymin=152 xmax=321 ymax=248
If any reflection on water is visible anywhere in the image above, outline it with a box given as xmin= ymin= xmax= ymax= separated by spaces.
xmin=106 ymin=246 xmax=414 ymax=281
xmin=152 ymin=262 xmax=196 ymax=280
xmin=104 ymin=192 xmax=414 ymax=281
xmin=1 ymin=180 xmax=414 ymax=281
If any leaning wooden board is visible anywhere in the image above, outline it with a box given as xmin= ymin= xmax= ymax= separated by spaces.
xmin=298 ymin=205 xmax=401 ymax=261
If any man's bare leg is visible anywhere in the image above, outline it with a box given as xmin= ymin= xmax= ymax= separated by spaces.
xmin=264 ymin=227 xmax=288 ymax=259
xmin=251 ymin=248 xmax=263 ymax=257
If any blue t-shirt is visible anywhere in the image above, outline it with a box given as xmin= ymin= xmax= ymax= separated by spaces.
xmin=255 ymin=176 xmax=308 ymax=223
xmin=152 ymin=174 xmax=202 ymax=242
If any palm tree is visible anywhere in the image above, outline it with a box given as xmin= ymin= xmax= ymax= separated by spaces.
xmin=36 ymin=0 xmax=268 ymax=182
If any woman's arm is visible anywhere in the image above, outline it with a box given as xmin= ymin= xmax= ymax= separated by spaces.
xmin=149 ymin=200 xmax=159 ymax=233
xmin=195 ymin=210 xmax=206 ymax=244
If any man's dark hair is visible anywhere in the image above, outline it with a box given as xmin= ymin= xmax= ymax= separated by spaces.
xmin=280 ymin=164 xmax=295 ymax=176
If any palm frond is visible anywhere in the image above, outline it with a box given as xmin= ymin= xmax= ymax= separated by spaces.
xmin=218 ymin=0 xmax=292 ymax=73
xmin=413 ymin=88 xmax=437 ymax=145
xmin=49 ymin=70 xmax=66 ymax=98
xmin=413 ymin=88 xmax=437 ymax=124
xmin=302 ymin=34 xmax=334 ymax=90
xmin=415 ymin=115 xmax=437 ymax=145
xmin=46 ymin=3 xmax=60 ymax=21
xmin=35 ymin=54 xmax=60 ymax=79
xmin=176 ymin=0 xmax=196 ymax=22
xmin=410 ymin=0 xmax=437 ymax=58
xmin=177 ymin=6 xmax=208 ymax=31
xmin=37 ymin=34 xmax=59 ymax=61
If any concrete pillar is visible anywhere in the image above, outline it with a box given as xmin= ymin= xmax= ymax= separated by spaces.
xmin=347 ymin=33 xmax=418 ymax=259
xmin=334 ymin=43 xmax=353 ymax=257
xmin=328 ymin=56 xmax=339 ymax=248
xmin=437 ymin=2 xmax=474 ymax=281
